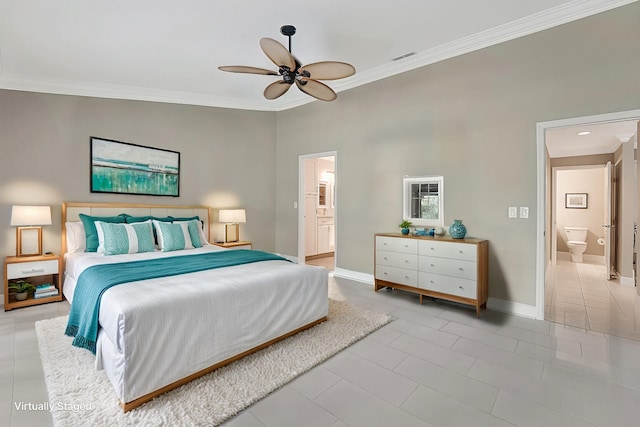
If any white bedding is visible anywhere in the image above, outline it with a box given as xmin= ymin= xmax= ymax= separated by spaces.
xmin=64 ymin=245 xmax=328 ymax=405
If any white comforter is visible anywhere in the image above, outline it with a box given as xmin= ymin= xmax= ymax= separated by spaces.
xmin=64 ymin=245 xmax=328 ymax=404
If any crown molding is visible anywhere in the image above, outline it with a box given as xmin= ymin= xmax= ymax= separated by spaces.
xmin=0 ymin=0 xmax=635 ymax=111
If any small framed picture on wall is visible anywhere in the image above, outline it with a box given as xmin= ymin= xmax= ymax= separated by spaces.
xmin=565 ymin=193 xmax=588 ymax=209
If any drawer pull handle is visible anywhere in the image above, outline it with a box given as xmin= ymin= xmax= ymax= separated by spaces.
xmin=384 ymin=257 xmax=388 ymax=260
xmin=22 ymin=268 xmax=45 ymax=274
xmin=405 ymin=276 xmax=410 ymax=279
xmin=459 ymin=267 xmax=464 ymax=271
xmin=459 ymin=286 xmax=464 ymax=289
xmin=384 ymin=272 xmax=388 ymax=275
xmin=405 ymin=260 xmax=409 ymax=263
xmin=430 ymin=264 xmax=435 ymax=267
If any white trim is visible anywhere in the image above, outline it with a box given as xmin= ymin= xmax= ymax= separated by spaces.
xmin=332 ymin=268 xmax=374 ymax=285
xmin=487 ymin=297 xmax=538 ymax=319
xmin=536 ymin=109 xmax=640 ymax=321
xmin=1 ymin=0 xmax=634 ymax=111
xmin=619 ymin=276 xmax=635 ymax=287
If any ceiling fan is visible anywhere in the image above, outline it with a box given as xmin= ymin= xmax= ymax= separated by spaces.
xmin=218 ymin=25 xmax=355 ymax=102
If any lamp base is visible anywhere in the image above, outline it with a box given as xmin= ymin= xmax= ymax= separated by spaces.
xmin=16 ymin=226 xmax=43 ymax=257
xmin=224 ymin=223 xmax=239 ymax=243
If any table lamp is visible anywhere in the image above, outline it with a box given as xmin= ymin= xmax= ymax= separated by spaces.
xmin=10 ymin=205 xmax=52 ymax=256
xmin=219 ymin=209 xmax=246 ymax=243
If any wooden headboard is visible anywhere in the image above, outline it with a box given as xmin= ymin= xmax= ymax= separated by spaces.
xmin=61 ymin=202 xmax=211 ymax=254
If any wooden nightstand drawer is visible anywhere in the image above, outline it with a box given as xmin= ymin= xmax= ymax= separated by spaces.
xmin=6 ymin=259 xmax=58 ymax=280
xmin=4 ymin=255 xmax=63 ymax=311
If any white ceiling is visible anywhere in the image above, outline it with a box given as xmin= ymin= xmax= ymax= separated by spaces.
xmin=546 ymin=120 xmax=638 ymax=158
xmin=0 ymin=0 xmax=635 ymax=111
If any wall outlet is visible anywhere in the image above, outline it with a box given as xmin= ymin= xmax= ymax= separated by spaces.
xmin=293 ymin=201 xmax=298 ymax=209
xmin=508 ymin=207 xmax=517 ymax=218
xmin=520 ymin=207 xmax=529 ymax=219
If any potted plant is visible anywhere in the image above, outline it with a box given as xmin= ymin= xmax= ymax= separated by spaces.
xmin=399 ymin=220 xmax=412 ymax=235
xmin=8 ymin=280 xmax=36 ymax=301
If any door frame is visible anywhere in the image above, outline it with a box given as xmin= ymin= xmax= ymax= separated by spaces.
xmin=298 ymin=150 xmax=337 ymax=265
xmin=536 ymin=109 xmax=640 ymax=320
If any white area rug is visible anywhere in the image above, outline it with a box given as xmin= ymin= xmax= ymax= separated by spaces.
xmin=35 ymin=299 xmax=389 ymax=426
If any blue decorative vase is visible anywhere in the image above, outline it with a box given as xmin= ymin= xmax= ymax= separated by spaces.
xmin=401 ymin=228 xmax=410 ymax=235
xmin=449 ymin=220 xmax=467 ymax=239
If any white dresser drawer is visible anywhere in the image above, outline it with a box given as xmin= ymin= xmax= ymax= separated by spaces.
xmin=418 ymin=273 xmax=477 ymax=299
xmin=375 ymin=265 xmax=418 ymax=287
xmin=7 ymin=259 xmax=58 ymax=280
xmin=418 ymin=240 xmax=476 ymax=261
xmin=376 ymin=236 xmax=417 ymax=254
xmin=418 ymin=256 xmax=477 ymax=280
xmin=376 ymin=250 xmax=418 ymax=270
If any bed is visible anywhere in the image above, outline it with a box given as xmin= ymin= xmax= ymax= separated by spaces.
xmin=61 ymin=202 xmax=328 ymax=412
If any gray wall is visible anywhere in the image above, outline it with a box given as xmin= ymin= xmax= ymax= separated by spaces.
xmin=0 ymin=91 xmax=277 ymax=278
xmin=1 ymin=4 xmax=639 ymax=308
xmin=274 ymin=3 xmax=640 ymax=305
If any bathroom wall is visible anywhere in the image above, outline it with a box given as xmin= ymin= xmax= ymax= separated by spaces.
xmin=555 ymin=166 xmax=605 ymax=256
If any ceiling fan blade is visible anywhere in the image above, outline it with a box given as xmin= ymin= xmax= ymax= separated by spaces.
xmin=260 ymin=38 xmax=296 ymax=70
xmin=295 ymin=78 xmax=337 ymax=102
xmin=218 ymin=66 xmax=278 ymax=75
xmin=264 ymin=81 xmax=292 ymax=100
xmin=299 ymin=62 xmax=356 ymax=80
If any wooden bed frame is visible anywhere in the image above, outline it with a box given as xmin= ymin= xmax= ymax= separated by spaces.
xmin=61 ymin=202 xmax=327 ymax=412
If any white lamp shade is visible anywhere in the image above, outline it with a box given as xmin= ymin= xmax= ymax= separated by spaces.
xmin=10 ymin=206 xmax=52 ymax=226
xmin=219 ymin=209 xmax=246 ymax=224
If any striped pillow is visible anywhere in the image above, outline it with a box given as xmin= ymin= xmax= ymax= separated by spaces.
xmin=154 ymin=220 xmax=194 ymax=252
xmin=95 ymin=221 xmax=155 ymax=255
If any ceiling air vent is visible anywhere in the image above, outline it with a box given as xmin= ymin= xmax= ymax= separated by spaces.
xmin=392 ymin=52 xmax=417 ymax=61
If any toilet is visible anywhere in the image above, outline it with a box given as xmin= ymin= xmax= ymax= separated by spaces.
xmin=564 ymin=227 xmax=588 ymax=263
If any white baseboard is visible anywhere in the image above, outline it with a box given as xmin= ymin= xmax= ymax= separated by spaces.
xmin=619 ymin=275 xmax=635 ymax=287
xmin=487 ymin=297 xmax=538 ymax=319
xmin=332 ymin=268 xmax=374 ymax=285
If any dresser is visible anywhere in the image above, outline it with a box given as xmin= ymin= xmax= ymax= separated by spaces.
xmin=374 ymin=233 xmax=488 ymax=316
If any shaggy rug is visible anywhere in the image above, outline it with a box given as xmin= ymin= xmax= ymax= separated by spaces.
xmin=35 ymin=299 xmax=390 ymax=426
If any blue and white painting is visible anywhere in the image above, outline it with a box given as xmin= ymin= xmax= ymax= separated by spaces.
xmin=90 ymin=137 xmax=180 ymax=196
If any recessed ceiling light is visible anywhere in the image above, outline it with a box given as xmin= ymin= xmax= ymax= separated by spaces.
xmin=577 ymin=131 xmax=591 ymax=136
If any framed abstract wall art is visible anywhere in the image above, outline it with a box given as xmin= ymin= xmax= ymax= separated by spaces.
xmin=565 ymin=193 xmax=587 ymax=209
xmin=90 ymin=137 xmax=180 ymax=197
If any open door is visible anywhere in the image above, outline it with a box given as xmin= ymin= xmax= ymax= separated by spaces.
xmin=604 ymin=161 xmax=615 ymax=280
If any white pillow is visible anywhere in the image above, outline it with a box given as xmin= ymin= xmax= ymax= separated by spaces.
xmin=153 ymin=220 xmax=194 ymax=252
xmin=65 ymin=222 xmax=86 ymax=253
xmin=95 ymin=220 xmax=156 ymax=255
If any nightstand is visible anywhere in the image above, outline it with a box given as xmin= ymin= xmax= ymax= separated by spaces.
xmin=212 ymin=241 xmax=252 ymax=250
xmin=4 ymin=255 xmax=63 ymax=311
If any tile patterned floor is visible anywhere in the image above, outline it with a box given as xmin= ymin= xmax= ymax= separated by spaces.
xmin=545 ymin=258 xmax=640 ymax=341
xmin=3 ymin=275 xmax=640 ymax=426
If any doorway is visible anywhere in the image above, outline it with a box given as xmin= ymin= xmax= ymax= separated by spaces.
xmin=298 ymin=152 xmax=336 ymax=271
xmin=537 ymin=110 xmax=640 ymax=339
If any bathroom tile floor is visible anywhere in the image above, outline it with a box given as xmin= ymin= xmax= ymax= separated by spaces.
xmin=545 ymin=258 xmax=640 ymax=341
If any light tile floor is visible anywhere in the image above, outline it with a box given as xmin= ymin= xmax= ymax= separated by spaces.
xmin=3 ymin=276 xmax=640 ymax=426
xmin=545 ymin=258 xmax=640 ymax=341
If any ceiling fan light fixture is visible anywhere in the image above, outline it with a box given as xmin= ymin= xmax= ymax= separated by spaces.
xmin=218 ymin=25 xmax=355 ymax=102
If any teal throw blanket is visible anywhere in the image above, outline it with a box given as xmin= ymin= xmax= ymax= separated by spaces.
xmin=65 ymin=250 xmax=288 ymax=354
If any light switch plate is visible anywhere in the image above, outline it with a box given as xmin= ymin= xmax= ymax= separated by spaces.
xmin=520 ymin=207 xmax=529 ymax=219
xmin=508 ymin=207 xmax=517 ymax=218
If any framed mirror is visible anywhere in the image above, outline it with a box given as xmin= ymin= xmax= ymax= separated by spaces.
xmin=402 ymin=176 xmax=444 ymax=226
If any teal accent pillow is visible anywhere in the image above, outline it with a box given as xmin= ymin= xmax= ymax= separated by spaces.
xmin=154 ymin=221 xmax=194 ymax=252
xmin=174 ymin=220 xmax=202 ymax=248
xmin=79 ymin=214 xmax=127 ymax=252
xmin=95 ymin=221 xmax=155 ymax=255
